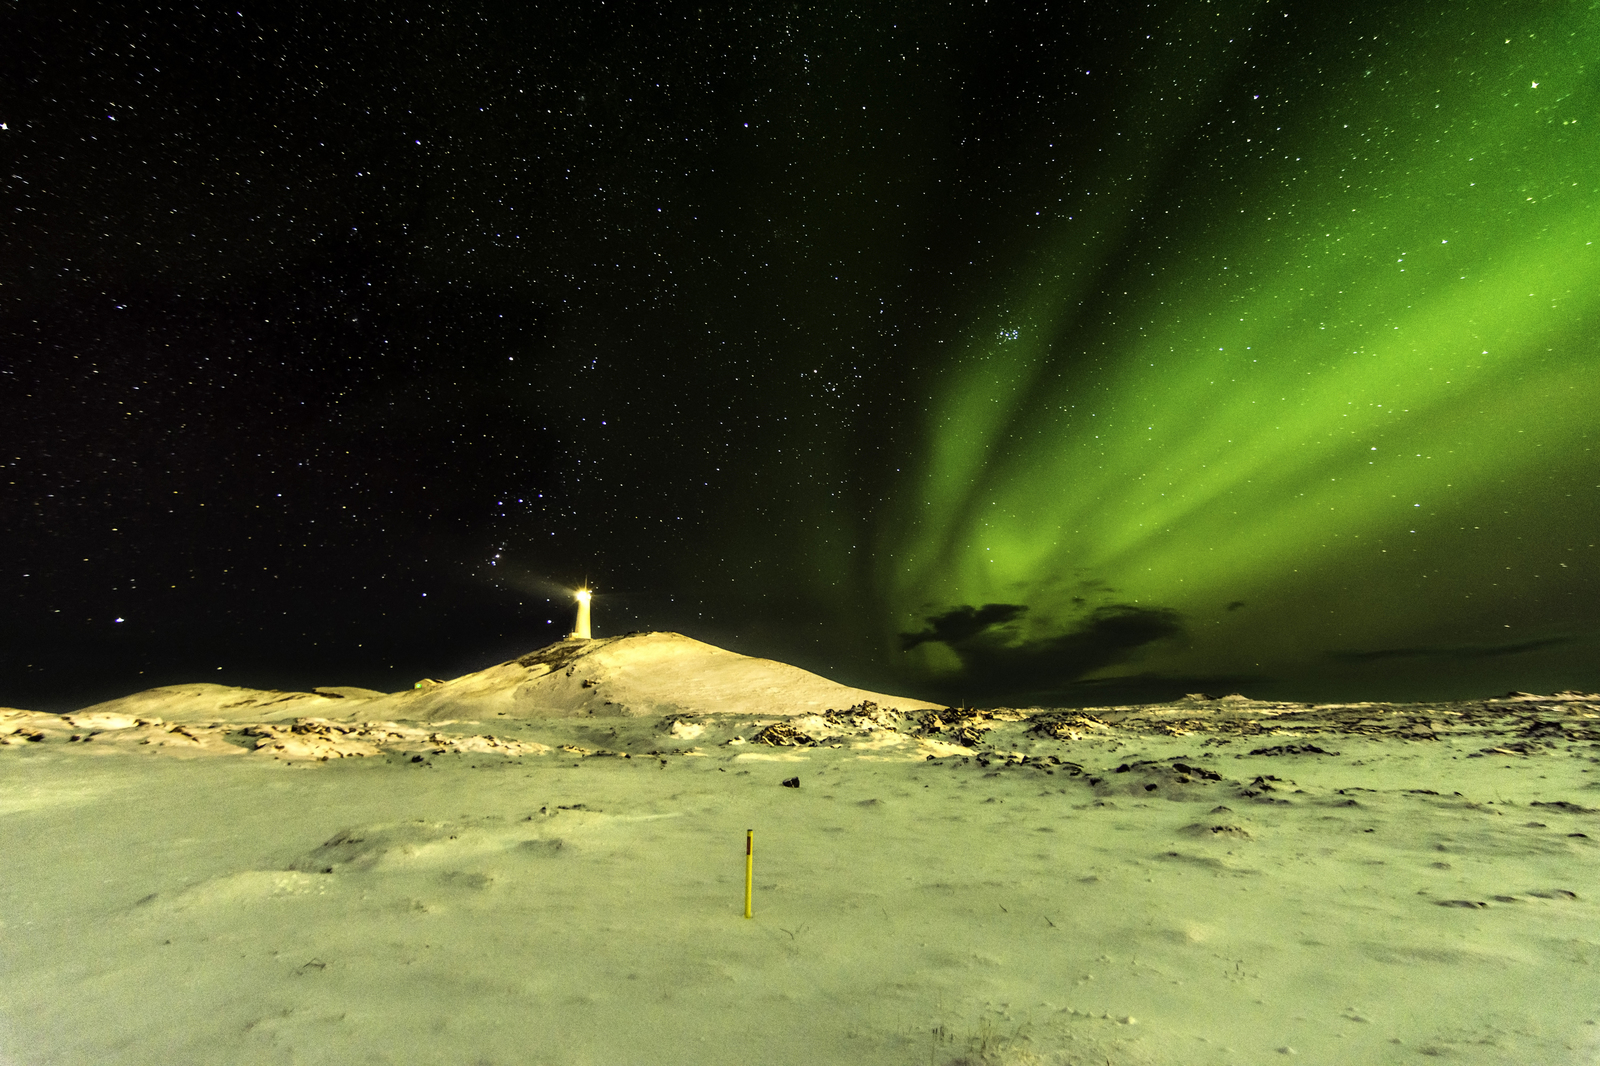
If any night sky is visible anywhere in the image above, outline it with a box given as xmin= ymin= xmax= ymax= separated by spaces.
xmin=5 ymin=1 xmax=1598 ymax=713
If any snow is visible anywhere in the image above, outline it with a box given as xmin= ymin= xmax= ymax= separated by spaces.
xmin=3 ymin=644 xmax=1599 ymax=1064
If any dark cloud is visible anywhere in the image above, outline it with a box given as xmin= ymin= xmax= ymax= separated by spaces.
xmin=900 ymin=603 xmax=1027 ymax=650
xmin=1226 ymin=601 xmax=1246 ymax=612
xmin=1328 ymin=636 xmax=1571 ymax=663
xmin=901 ymin=601 xmax=1186 ymax=701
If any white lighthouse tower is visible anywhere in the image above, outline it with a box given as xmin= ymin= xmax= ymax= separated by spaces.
xmin=570 ymin=588 xmax=592 ymax=640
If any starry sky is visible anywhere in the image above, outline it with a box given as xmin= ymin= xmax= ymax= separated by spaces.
xmin=5 ymin=1 xmax=1598 ymax=712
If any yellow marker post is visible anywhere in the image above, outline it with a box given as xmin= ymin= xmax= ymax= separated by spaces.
xmin=744 ymin=829 xmax=754 ymax=919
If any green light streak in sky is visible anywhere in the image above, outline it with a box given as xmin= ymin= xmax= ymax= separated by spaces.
xmin=885 ymin=5 xmax=1600 ymax=697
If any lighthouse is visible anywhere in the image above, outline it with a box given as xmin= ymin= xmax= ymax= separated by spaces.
xmin=570 ymin=588 xmax=592 ymax=640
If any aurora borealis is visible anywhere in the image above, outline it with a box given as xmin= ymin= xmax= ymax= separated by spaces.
xmin=5 ymin=1 xmax=1597 ymax=709
xmin=881 ymin=4 xmax=1600 ymax=702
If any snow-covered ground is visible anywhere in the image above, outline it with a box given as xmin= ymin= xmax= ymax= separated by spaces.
xmin=4 ymin=695 xmax=1599 ymax=1066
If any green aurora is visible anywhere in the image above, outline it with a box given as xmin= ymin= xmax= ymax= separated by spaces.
xmin=875 ymin=5 xmax=1600 ymax=703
